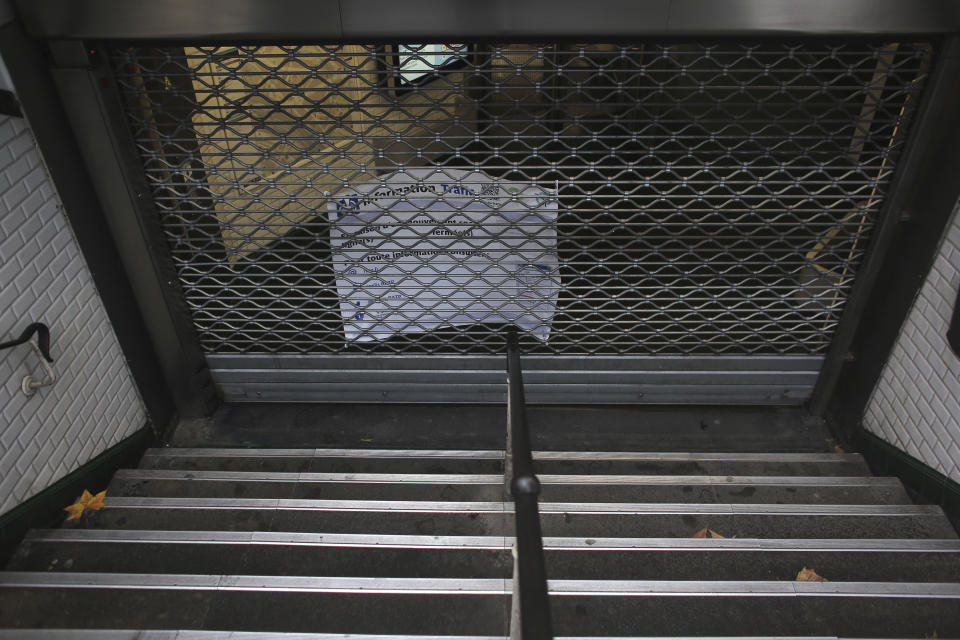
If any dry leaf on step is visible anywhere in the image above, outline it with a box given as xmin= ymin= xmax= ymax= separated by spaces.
xmin=796 ymin=567 xmax=828 ymax=582
xmin=691 ymin=527 xmax=726 ymax=539
xmin=85 ymin=490 xmax=107 ymax=511
xmin=64 ymin=490 xmax=107 ymax=521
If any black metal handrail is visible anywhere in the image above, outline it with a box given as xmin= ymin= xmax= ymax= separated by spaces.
xmin=506 ymin=327 xmax=553 ymax=640
xmin=0 ymin=322 xmax=53 ymax=362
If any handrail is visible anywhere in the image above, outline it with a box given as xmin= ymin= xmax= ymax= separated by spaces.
xmin=0 ymin=322 xmax=53 ymax=362
xmin=506 ymin=327 xmax=553 ymax=640
xmin=0 ymin=322 xmax=57 ymax=396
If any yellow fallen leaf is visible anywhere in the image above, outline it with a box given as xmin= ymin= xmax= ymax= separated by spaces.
xmin=63 ymin=502 xmax=86 ymax=521
xmin=86 ymin=490 xmax=107 ymax=511
xmin=796 ymin=567 xmax=828 ymax=582
xmin=359 ymin=438 xmax=374 ymax=443
xmin=691 ymin=527 xmax=726 ymax=539
xmin=63 ymin=489 xmax=107 ymax=521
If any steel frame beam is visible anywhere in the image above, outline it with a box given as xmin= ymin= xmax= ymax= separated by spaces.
xmin=811 ymin=36 xmax=960 ymax=435
xmin=13 ymin=0 xmax=960 ymax=41
xmin=44 ymin=41 xmax=218 ymax=419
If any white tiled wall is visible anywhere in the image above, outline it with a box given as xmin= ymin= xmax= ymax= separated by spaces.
xmin=864 ymin=197 xmax=960 ymax=484
xmin=0 ymin=113 xmax=146 ymax=516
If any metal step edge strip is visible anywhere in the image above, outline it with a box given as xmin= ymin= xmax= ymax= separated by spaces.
xmin=0 ymin=633 xmax=506 ymax=640
xmin=2 ymin=632 xmax=492 ymax=640
xmin=538 ymin=503 xmax=946 ymax=515
xmin=550 ymin=580 xmax=960 ymax=597
xmin=1 ymin=573 xmax=959 ymax=598
xmin=115 ymin=470 xmax=506 ymax=484
xmin=113 ymin=469 xmax=898 ymax=487
xmin=0 ymin=632 xmax=878 ymax=640
xmin=144 ymin=448 xmax=504 ymax=459
xmin=23 ymin=529 xmax=509 ymax=549
xmin=534 ymin=452 xmax=864 ymax=462
xmin=0 ymin=572 xmax=507 ymax=594
xmin=104 ymin=497 xmax=507 ymax=512
xmin=101 ymin=497 xmax=946 ymax=516
xmin=143 ymin=449 xmax=862 ymax=463
xmin=3 ymin=634 xmax=501 ymax=640
xmin=23 ymin=529 xmax=960 ymax=552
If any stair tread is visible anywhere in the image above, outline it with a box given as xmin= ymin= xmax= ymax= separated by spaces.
xmin=112 ymin=471 xmax=908 ymax=503
xmin=140 ymin=448 xmax=871 ymax=476
xmin=0 ymin=633 xmax=928 ymax=640
xmin=144 ymin=448 xmax=865 ymax=462
xmin=15 ymin=529 xmax=960 ymax=581
xmin=24 ymin=529 xmax=960 ymax=550
xmin=94 ymin=496 xmax=945 ymax=514
xmin=116 ymin=469 xmax=897 ymax=485
xmin=145 ymin=448 xmax=505 ymax=458
xmin=3 ymin=571 xmax=960 ymax=596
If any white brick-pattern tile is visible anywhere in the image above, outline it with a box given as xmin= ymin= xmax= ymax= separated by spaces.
xmin=0 ymin=114 xmax=146 ymax=516
xmin=865 ymin=197 xmax=960 ymax=484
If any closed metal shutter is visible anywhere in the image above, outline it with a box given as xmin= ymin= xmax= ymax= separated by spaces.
xmin=110 ymin=41 xmax=932 ymax=402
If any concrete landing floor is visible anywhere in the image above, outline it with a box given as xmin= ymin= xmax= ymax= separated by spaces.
xmin=169 ymin=404 xmax=835 ymax=453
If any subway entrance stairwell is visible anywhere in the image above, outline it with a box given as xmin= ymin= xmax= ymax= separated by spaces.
xmin=3 ymin=2 xmax=960 ymax=637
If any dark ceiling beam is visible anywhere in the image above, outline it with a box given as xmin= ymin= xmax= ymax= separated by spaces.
xmin=14 ymin=0 xmax=960 ymax=42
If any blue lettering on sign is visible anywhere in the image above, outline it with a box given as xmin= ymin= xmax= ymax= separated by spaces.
xmin=440 ymin=184 xmax=475 ymax=196
xmin=352 ymin=300 xmax=367 ymax=320
xmin=336 ymin=196 xmax=360 ymax=219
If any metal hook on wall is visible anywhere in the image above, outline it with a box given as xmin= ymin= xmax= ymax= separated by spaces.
xmin=21 ymin=338 xmax=57 ymax=396
xmin=0 ymin=322 xmax=56 ymax=396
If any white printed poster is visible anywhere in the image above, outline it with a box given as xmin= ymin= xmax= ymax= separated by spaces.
xmin=328 ymin=168 xmax=559 ymax=342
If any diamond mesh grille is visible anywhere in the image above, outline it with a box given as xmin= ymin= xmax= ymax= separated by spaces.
xmin=111 ymin=42 xmax=932 ymax=355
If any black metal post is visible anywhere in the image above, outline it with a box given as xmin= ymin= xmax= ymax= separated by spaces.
xmin=506 ymin=328 xmax=553 ymax=640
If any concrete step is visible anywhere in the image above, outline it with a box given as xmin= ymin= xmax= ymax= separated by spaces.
xmin=67 ymin=498 xmax=959 ymax=539
xmin=107 ymin=469 xmax=912 ymax=504
xmin=11 ymin=530 xmax=960 ymax=582
xmin=140 ymin=448 xmax=871 ymax=477
xmin=8 ymin=530 xmax=511 ymax=578
xmin=545 ymin=580 xmax=960 ymax=637
xmin=0 ymin=573 xmax=509 ymax=635
xmin=534 ymin=451 xmax=873 ymax=477
xmin=139 ymin=448 xmax=504 ymax=475
xmin=0 ymin=573 xmax=957 ymax=637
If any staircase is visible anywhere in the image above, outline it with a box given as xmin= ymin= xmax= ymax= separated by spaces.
xmin=2 ymin=445 xmax=960 ymax=637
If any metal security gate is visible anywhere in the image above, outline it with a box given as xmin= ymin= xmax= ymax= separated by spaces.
xmin=109 ymin=41 xmax=932 ymax=403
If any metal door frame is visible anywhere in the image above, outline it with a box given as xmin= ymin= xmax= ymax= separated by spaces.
xmin=9 ymin=0 xmax=960 ymax=410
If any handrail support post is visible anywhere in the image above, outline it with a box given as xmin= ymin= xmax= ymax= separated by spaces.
xmin=505 ymin=327 xmax=553 ymax=640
